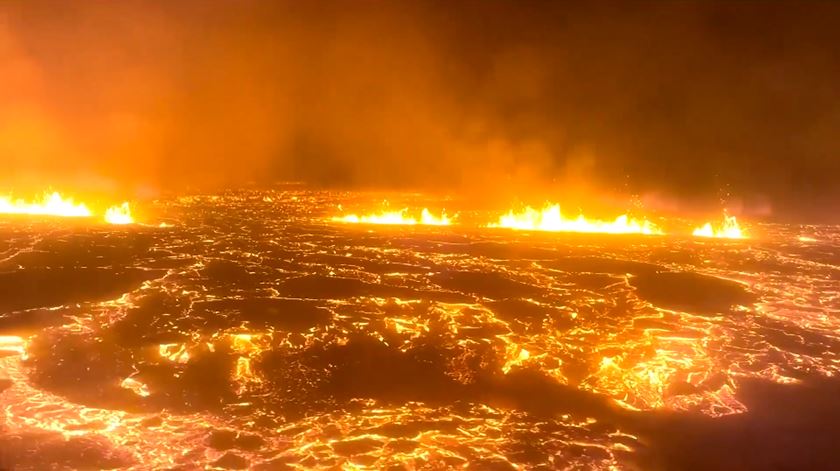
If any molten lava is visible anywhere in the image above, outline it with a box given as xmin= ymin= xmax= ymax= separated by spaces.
xmin=489 ymin=204 xmax=662 ymax=235
xmin=2 ymin=190 xmax=837 ymax=470
xmin=104 ymin=202 xmax=135 ymax=225
xmin=693 ymin=212 xmax=745 ymax=239
xmin=0 ymin=192 xmax=92 ymax=218
xmin=332 ymin=208 xmax=452 ymax=226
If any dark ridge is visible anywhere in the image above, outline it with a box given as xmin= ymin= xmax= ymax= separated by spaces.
xmin=0 ymin=267 xmax=163 ymax=313
xmin=211 ymin=452 xmax=249 ymax=470
xmin=304 ymin=335 xmax=465 ymax=404
xmin=28 ymin=328 xmax=238 ymax=414
xmin=277 ymin=274 xmax=472 ymax=303
xmin=634 ymin=377 xmax=840 ymax=470
xmin=0 ymin=433 xmax=134 ymax=470
xmin=476 ymin=369 xmax=629 ymax=422
xmin=367 ymin=420 xmax=463 ymax=438
xmin=426 ymin=241 xmax=565 ymax=260
xmin=110 ymin=291 xmax=192 ymax=347
xmin=207 ymin=429 xmax=265 ymax=452
xmin=0 ymin=306 xmax=77 ymax=334
xmin=754 ymin=317 xmax=840 ymax=358
xmin=630 ymin=271 xmax=756 ymax=315
xmin=251 ymin=457 xmax=295 ymax=470
xmin=26 ymin=332 xmax=140 ymax=410
xmin=565 ymin=273 xmax=622 ymax=290
xmin=432 ymin=271 xmax=542 ymax=299
xmin=278 ymin=275 xmax=406 ymax=299
xmin=134 ymin=349 xmax=237 ymax=413
xmin=200 ymin=259 xmax=260 ymax=287
xmin=1 ymin=233 xmax=153 ymax=270
xmin=487 ymin=299 xmax=574 ymax=332
xmin=540 ymin=256 xmax=661 ymax=275
xmin=298 ymin=253 xmax=431 ymax=274
xmin=331 ymin=437 xmax=383 ymax=456
xmin=193 ymin=298 xmax=332 ymax=332
xmin=280 ymin=335 xmax=628 ymax=426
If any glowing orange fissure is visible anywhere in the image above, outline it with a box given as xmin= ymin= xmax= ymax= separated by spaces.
xmin=0 ymin=191 xmax=134 ymax=225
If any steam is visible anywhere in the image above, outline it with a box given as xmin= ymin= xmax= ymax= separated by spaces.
xmin=1 ymin=1 xmax=838 ymax=218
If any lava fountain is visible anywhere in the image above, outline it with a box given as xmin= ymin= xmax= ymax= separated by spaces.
xmin=331 ymin=207 xmax=452 ymax=225
xmin=488 ymin=204 xmax=663 ymax=235
xmin=0 ymin=192 xmax=92 ymax=218
xmin=693 ymin=212 xmax=746 ymax=239
xmin=104 ymin=203 xmax=135 ymax=225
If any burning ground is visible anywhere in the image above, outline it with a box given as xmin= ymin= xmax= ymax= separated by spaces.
xmin=1 ymin=190 xmax=840 ymax=469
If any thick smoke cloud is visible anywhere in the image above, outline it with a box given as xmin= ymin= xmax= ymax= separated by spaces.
xmin=1 ymin=1 xmax=838 ymax=219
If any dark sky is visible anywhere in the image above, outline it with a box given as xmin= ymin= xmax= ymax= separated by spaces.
xmin=1 ymin=1 xmax=839 ymax=219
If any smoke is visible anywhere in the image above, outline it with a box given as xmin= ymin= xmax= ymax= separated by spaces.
xmin=1 ymin=1 xmax=839 ymax=219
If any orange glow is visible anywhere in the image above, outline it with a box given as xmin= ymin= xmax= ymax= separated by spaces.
xmin=120 ymin=377 xmax=151 ymax=397
xmin=5 ymin=190 xmax=839 ymax=469
xmin=158 ymin=343 xmax=190 ymax=363
xmin=104 ymin=202 xmax=135 ymax=225
xmin=332 ymin=208 xmax=452 ymax=226
xmin=488 ymin=204 xmax=662 ymax=235
xmin=0 ymin=335 xmax=26 ymax=356
xmin=693 ymin=212 xmax=745 ymax=239
xmin=0 ymin=191 xmax=139 ymax=224
xmin=0 ymin=191 xmax=92 ymax=218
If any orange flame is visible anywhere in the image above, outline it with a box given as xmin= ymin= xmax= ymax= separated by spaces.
xmin=489 ymin=204 xmax=662 ymax=235
xmin=0 ymin=192 xmax=92 ymax=218
xmin=693 ymin=212 xmax=745 ymax=239
xmin=332 ymin=208 xmax=452 ymax=226
xmin=104 ymin=202 xmax=134 ymax=225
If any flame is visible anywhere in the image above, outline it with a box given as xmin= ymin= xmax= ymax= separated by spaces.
xmin=0 ymin=192 xmax=92 ymax=218
xmin=104 ymin=202 xmax=135 ymax=225
xmin=0 ymin=191 xmax=139 ymax=224
xmin=332 ymin=208 xmax=452 ymax=226
xmin=693 ymin=212 xmax=745 ymax=239
xmin=489 ymin=204 xmax=662 ymax=235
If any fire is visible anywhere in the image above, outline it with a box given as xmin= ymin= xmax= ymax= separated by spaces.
xmin=489 ymin=204 xmax=662 ymax=235
xmin=104 ymin=202 xmax=135 ymax=225
xmin=0 ymin=191 xmax=92 ymax=218
xmin=0 ymin=191 xmax=138 ymax=224
xmin=693 ymin=212 xmax=745 ymax=239
xmin=332 ymin=208 xmax=452 ymax=226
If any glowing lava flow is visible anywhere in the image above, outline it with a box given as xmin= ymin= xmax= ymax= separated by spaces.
xmin=489 ymin=204 xmax=662 ymax=235
xmin=105 ymin=202 xmax=135 ymax=225
xmin=332 ymin=208 xmax=452 ymax=226
xmin=693 ymin=212 xmax=745 ymax=239
xmin=0 ymin=192 xmax=92 ymax=218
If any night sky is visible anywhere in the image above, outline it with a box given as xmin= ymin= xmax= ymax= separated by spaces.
xmin=1 ymin=1 xmax=839 ymax=220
